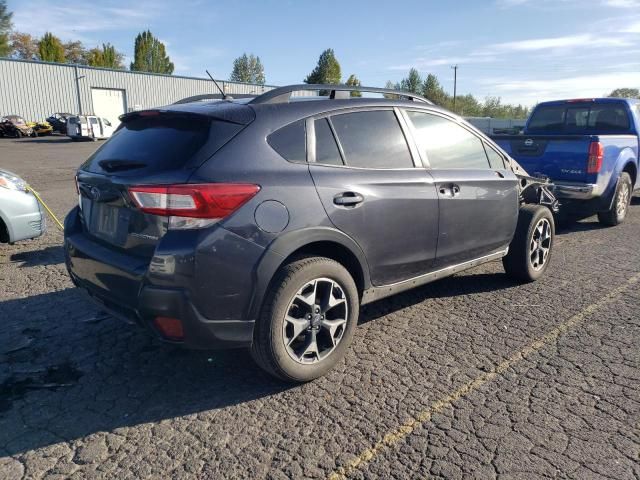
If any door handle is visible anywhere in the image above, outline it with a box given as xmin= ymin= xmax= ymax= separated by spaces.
xmin=333 ymin=192 xmax=364 ymax=206
xmin=495 ymin=170 xmax=505 ymax=178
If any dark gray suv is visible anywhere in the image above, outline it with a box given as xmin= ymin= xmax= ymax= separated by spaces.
xmin=64 ymin=84 xmax=557 ymax=381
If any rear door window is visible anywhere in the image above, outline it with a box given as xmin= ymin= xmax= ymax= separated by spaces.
xmin=406 ymin=111 xmax=490 ymax=169
xmin=329 ymin=110 xmax=413 ymax=169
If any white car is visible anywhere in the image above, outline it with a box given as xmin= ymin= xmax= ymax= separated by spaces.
xmin=67 ymin=115 xmax=115 ymax=141
xmin=0 ymin=169 xmax=45 ymax=244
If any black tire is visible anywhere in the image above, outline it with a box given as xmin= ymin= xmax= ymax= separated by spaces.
xmin=503 ymin=205 xmax=555 ymax=283
xmin=597 ymin=172 xmax=632 ymax=227
xmin=251 ymin=256 xmax=359 ymax=382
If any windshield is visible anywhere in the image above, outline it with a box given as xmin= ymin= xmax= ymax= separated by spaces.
xmin=528 ymin=102 xmax=631 ymax=133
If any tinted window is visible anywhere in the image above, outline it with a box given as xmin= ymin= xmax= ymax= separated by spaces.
xmin=407 ymin=112 xmax=490 ymax=169
xmin=484 ymin=143 xmax=506 ymax=169
xmin=590 ymin=105 xmax=630 ymax=131
xmin=314 ymin=118 xmax=343 ymax=165
xmin=527 ymin=106 xmax=565 ymax=131
xmin=268 ymin=120 xmax=306 ymax=163
xmin=330 ymin=110 xmax=413 ymax=169
xmin=84 ymin=115 xmax=238 ymax=173
xmin=90 ymin=118 xmax=98 ymax=125
xmin=528 ymin=103 xmax=630 ymax=132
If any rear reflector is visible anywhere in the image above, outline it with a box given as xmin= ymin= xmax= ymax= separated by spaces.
xmin=153 ymin=316 xmax=184 ymax=340
xmin=129 ymin=183 xmax=260 ymax=221
xmin=587 ymin=142 xmax=604 ymax=174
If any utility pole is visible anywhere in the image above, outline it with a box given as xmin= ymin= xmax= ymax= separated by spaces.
xmin=451 ymin=65 xmax=458 ymax=112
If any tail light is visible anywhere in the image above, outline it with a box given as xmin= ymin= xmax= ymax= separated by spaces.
xmin=129 ymin=183 xmax=260 ymax=230
xmin=587 ymin=142 xmax=604 ymax=174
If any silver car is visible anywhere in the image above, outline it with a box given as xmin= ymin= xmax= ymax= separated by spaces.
xmin=0 ymin=169 xmax=46 ymax=243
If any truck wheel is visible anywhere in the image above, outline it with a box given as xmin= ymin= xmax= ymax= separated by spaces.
xmin=503 ymin=205 xmax=555 ymax=283
xmin=597 ymin=172 xmax=632 ymax=227
xmin=251 ymin=256 xmax=359 ymax=382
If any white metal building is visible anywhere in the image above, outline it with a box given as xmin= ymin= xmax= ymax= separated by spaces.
xmin=0 ymin=58 xmax=276 ymax=126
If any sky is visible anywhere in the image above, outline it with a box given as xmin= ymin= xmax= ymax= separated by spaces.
xmin=7 ymin=0 xmax=640 ymax=106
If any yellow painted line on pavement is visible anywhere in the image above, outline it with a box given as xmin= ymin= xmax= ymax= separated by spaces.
xmin=328 ymin=273 xmax=640 ymax=480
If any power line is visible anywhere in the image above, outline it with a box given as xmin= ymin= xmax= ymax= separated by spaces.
xmin=451 ymin=65 xmax=458 ymax=111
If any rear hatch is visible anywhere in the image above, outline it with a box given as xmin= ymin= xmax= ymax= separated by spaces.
xmin=75 ymin=103 xmax=255 ymax=259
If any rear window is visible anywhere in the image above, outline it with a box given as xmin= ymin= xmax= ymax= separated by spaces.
xmin=83 ymin=115 xmax=243 ymax=173
xmin=528 ymin=103 xmax=631 ymax=133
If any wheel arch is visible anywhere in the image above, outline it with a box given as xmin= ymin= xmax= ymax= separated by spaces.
xmin=622 ymin=160 xmax=637 ymax=188
xmin=247 ymin=227 xmax=371 ymax=320
xmin=0 ymin=209 xmax=12 ymax=243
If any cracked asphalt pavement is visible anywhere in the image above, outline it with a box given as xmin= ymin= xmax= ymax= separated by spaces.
xmin=1 ymin=136 xmax=639 ymax=479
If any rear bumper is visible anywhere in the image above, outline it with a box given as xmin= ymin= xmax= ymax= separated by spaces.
xmin=552 ymin=182 xmax=601 ymax=200
xmin=64 ymin=207 xmax=261 ymax=349
xmin=69 ymin=271 xmax=255 ymax=349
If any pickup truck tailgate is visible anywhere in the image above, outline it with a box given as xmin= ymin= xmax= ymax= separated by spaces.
xmin=494 ymin=135 xmax=594 ymax=183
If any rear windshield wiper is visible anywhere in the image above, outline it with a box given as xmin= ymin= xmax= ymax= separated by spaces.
xmin=98 ymin=159 xmax=148 ymax=172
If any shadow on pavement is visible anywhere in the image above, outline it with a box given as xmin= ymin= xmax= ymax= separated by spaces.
xmin=360 ymin=271 xmax=515 ymax=324
xmin=555 ymin=218 xmax=607 ymax=235
xmin=9 ymin=245 xmax=64 ymax=267
xmin=0 ymin=288 xmax=291 ymax=456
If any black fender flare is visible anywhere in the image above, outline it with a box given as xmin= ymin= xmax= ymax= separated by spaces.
xmin=246 ymin=227 xmax=371 ymax=320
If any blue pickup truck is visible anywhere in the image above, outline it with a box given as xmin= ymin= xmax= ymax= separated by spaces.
xmin=493 ymin=98 xmax=640 ymax=226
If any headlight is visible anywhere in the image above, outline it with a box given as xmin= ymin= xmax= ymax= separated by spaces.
xmin=0 ymin=171 xmax=27 ymax=191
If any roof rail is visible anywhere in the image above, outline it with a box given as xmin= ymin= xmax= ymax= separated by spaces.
xmin=173 ymin=93 xmax=256 ymax=104
xmin=248 ymin=84 xmax=433 ymax=105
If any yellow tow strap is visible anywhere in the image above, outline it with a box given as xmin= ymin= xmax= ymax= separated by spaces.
xmin=26 ymin=185 xmax=64 ymax=231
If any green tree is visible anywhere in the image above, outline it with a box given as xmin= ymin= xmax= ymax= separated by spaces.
xmin=345 ymin=74 xmax=361 ymax=97
xmin=454 ymin=94 xmax=482 ymax=116
xmin=608 ymin=88 xmax=640 ymax=99
xmin=0 ymin=0 xmax=13 ymax=57
xmin=9 ymin=31 xmax=38 ymax=59
xmin=38 ymin=32 xmax=65 ymax=63
xmin=229 ymin=53 xmax=265 ymax=84
xmin=304 ymin=48 xmax=341 ymax=85
xmin=422 ymin=73 xmax=448 ymax=105
xmin=86 ymin=43 xmax=124 ymax=69
xmin=399 ymin=68 xmax=422 ymax=94
xmin=63 ymin=40 xmax=87 ymax=64
xmin=130 ymin=30 xmax=174 ymax=74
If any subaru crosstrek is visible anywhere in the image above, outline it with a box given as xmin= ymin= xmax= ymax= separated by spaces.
xmin=65 ymin=84 xmax=557 ymax=381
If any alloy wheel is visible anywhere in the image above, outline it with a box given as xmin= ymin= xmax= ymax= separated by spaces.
xmin=282 ymin=277 xmax=349 ymax=364
xmin=617 ymin=182 xmax=630 ymax=219
xmin=529 ymin=218 xmax=552 ymax=271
